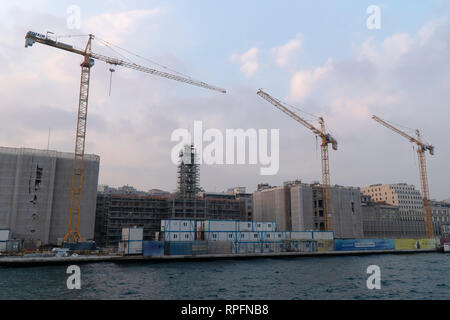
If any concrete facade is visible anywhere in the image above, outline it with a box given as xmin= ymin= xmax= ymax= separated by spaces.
xmin=253 ymin=181 xmax=363 ymax=238
xmin=253 ymin=185 xmax=291 ymax=231
xmin=361 ymin=183 xmax=426 ymax=237
xmin=0 ymin=147 xmax=100 ymax=245
xmin=431 ymin=200 xmax=450 ymax=237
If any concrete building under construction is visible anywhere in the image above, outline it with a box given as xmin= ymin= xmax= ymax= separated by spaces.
xmin=94 ymin=144 xmax=247 ymax=248
xmin=253 ymin=181 xmax=363 ymax=238
xmin=0 ymin=147 xmax=100 ymax=246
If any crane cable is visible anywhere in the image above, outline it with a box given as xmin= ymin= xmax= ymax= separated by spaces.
xmin=94 ymin=36 xmax=194 ymax=80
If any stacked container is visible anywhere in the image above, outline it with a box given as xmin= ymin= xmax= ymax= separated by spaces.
xmin=161 ymin=220 xmax=196 ymax=242
xmin=119 ymin=227 xmax=143 ymax=255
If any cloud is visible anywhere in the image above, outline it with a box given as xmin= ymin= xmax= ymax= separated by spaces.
xmin=289 ymin=59 xmax=333 ymax=101
xmin=271 ymin=32 xmax=303 ymax=67
xmin=418 ymin=16 xmax=448 ymax=45
xmin=230 ymin=47 xmax=259 ymax=77
xmin=85 ymin=8 xmax=165 ymax=43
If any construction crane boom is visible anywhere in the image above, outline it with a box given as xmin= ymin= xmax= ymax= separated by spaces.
xmin=25 ymin=31 xmax=227 ymax=93
xmin=257 ymin=89 xmax=337 ymax=231
xmin=372 ymin=115 xmax=435 ymax=238
xmin=25 ymin=30 xmax=226 ymax=243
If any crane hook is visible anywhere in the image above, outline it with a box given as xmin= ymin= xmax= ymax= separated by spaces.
xmin=109 ymin=68 xmax=115 ymax=96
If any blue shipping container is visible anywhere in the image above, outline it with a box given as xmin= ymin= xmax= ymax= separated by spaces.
xmin=335 ymin=239 xmax=395 ymax=251
xmin=143 ymin=241 xmax=164 ymax=257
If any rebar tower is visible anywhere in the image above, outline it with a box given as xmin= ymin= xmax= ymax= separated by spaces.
xmin=177 ymin=145 xmax=200 ymax=199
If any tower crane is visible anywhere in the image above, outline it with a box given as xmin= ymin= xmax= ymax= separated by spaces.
xmin=257 ymin=89 xmax=337 ymax=231
xmin=25 ymin=31 xmax=226 ymax=243
xmin=372 ymin=115 xmax=435 ymax=238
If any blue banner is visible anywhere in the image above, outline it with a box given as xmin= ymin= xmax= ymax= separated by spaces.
xmin=335 ymin=239 xmax=395 ymax=251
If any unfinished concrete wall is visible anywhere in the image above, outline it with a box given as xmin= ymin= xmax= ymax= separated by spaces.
xmin=253 ymin=186 xmax=291 ymax=230
xmin=330 ymin=187 xmax=363 ymax=238
xmin=0 ymin=147 xmax=99 ymax=245
xmin=290 ymin=185 xmax=314 ymax=231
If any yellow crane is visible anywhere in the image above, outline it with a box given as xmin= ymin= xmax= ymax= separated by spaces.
xmin=372 ymin=115 xmax=435 ymax=238
xmin=25 ymin=31 xmax=226 ymax=243
xmin=257 ymin=89 xmax=337 ymax=231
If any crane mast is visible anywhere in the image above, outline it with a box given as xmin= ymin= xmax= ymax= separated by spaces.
xmin=372 ymin=115 xmax=435 ymax=238
xmin=25 ymin=31 xmax=226 ymax=243
xmin=257 ymin=89 xmax=337 ymax=231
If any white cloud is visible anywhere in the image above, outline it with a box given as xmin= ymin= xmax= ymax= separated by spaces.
xmin=85 ymin=8 xmax=165 ymax=43
xmin=418 ymin=17 xmax=448 ymax=45
xmin=289 ymin=59 xmax=333 ymax=101
xmin=271 ymin=32 xmax=303 ymax=67
xmin=230 ymin=47 xmax=259 ymax=77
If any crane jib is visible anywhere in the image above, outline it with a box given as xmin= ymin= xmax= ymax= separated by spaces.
xmin=26 ymin=31 xmax=46 ymax=40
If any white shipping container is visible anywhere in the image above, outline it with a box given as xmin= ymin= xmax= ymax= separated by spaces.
xmin=207 ymin=232 xmax=236 ymax=241
xmin=164 ymin=232 xmax=195 ymax=242
xmin=0 ymin=230 xmax=11 ymax=242
xmin=262 ymin=232 xmax=286 ymax=241
xmin=119 ymin=241 xmax=143 ymax=255
xmin=237 ymin=232 xmax=260 ymax=241
xmin=122 ymin=227 xmax=144 ymax=241
xmin=289 ymin=231 xmax=313 ymax=240
xmin=161 ymin=220 xmax=196 ymax=232
xmin=313 ymin=231 xmax=334 ymax=240
xmin=206 ymin=220 xmax=237 ymax=232
xmin=128 ymin=240 xmax=143 ymax=250
xmin=253 ymin=222 xmax=277 ymax=232
xmin=237 ymin=221 xmax=254 ymax=232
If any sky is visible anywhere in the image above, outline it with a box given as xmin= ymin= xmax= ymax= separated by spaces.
xmin=0 ymin=0 xmax=449 ymax=199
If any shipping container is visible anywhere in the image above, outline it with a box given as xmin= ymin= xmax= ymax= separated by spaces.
xmin=122 ymin=227 xmax=144 ymax=241
xmin=118 ymin=240 xmax=143 ymax=255
xmin=164 ymin=231 xmax=195 ymax=242
xmin=0 ymin=242 xmax=6 ymax=252
xmin=203 ymin=220 xmax=237 ymax=232
xmin=261 ymin=232 xmax=286 ymax=241
xmin=335 ymin=239 xmax=395 ymax=251
xmin=206 ymin=231 xmax=236 ymax=242
xmin=288 ymin=231 xmax=313 ymax=240
xmin=287 ymin=240 xmax=316 ymax=252
xmin=161 ymin=220 xmax=196 ymax=232
xmin=254 ymin=222 xmax=277 ymax=232
xmin=0 ymin=229 xmax=11 ymax=242
xmin=313 ymin=231 xmax=334 ymax=240
xmin=395 ymin=239 xmax=437 ymax=250
xmin=261 ymin=241 xmax=285 ymax=253
xmin=232 ymin=242 xmax=262 ymax=254
xmin=165 ymin=241 xmax=193 ymax=256
xmin=143 ymin=241 xmax=164 ymax=257
xmin=237 ymin=221 xmax=254 ymax=232
xmin=207 ymin=241 xmax=232 ymax=254
xmin=236 ymin=232 xmax=260 ymax=242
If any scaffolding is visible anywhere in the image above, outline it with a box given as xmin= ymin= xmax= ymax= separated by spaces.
xmin=177 ymin=145 xmax=200 ymax=199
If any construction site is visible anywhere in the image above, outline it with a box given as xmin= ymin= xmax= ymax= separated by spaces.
xmin=0 ymin=29 xmax=449 ymax=261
